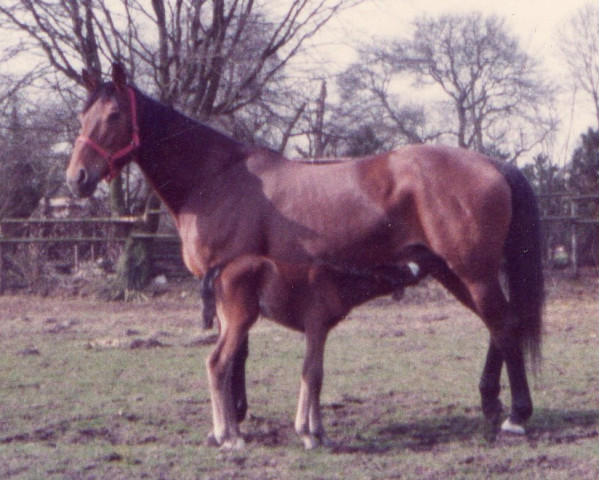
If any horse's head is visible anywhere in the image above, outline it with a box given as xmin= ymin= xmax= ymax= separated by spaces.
xmin=66 ymin=63 xmax=139 ymax=197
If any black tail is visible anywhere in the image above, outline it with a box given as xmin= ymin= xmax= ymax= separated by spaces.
xmin=500 ymin=163 xmax=544 ymax=369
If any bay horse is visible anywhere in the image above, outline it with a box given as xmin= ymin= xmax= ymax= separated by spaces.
xmin=66 ymin=63 xmax=543 ymax=449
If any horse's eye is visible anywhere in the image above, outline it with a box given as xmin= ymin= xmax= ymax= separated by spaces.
xmin=107 ymin=111 xmax=121 ymax=122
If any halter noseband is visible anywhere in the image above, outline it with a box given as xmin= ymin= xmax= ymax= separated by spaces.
xmin=76 ymin=86 xmax=140 ymax=182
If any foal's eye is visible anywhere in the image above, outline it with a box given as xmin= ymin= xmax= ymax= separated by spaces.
xmin=107 ymin=111 xmax=121 ymax=122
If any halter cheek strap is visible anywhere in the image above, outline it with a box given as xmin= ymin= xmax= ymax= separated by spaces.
xmin=75 ymin=86 xmax=140 ymax=182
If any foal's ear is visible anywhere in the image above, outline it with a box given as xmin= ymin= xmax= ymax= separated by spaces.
xmin=111 ymin=62 xmax=127 ymax=90
xmin=81 ymin=69 xmax=99 ymax=93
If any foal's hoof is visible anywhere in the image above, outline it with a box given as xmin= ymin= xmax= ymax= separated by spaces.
xmin=221 ymin=437 xmax=246 ymax=450
xmin=301 ymin=433 xmax=336 ymax=450
xmin=500 ymin=418 xmax=526 ymax=435
xmin=206 ymin=432 xmax=246 ymax=450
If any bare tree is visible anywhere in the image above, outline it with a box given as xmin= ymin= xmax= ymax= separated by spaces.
xmin=558 ymin=4 xmax=599 ymax=130
xmin=388 ymin=13 xmax=556 ymax=161
xmin=337 ymin=46 xmax=433 ymax=148
xmin=0 ymin=0 xmax=363 ymax=290
xmin=0 ymin=0 xmax=364 ymax=149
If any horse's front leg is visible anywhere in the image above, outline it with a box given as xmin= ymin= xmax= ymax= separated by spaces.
xmin=295 ymin=325 xmax=333 ymax=449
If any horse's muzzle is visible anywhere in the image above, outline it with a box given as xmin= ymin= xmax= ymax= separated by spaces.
xmin=67 ymin=167 xmax=99 ymax=198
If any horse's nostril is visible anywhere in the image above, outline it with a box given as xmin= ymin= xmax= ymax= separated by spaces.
xmin=77 ymin=168 xmax=88 ymax=185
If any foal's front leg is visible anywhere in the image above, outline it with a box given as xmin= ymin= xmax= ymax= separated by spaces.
xmin=206 ymin=329 xmax=249 ymax=449
xmin=295 ymin=326 xmax=333 ymax=449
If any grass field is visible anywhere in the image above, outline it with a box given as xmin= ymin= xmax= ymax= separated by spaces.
xmin=0 ymin=273 xmax=598 ymax=479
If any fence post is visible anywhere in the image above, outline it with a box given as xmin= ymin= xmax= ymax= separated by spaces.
xmin=0 ymin=222 xmax=3 ymax=293
xmin=571 ymin=200 xmax=578 ymax=277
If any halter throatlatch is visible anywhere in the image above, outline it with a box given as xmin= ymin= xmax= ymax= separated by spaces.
xmin=75 ymin=86 xmax=140 ymax=182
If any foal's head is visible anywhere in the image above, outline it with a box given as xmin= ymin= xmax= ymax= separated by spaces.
xmin=66 ymin=63 xmax=138 ymax=197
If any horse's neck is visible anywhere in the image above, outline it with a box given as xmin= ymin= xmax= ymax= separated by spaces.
xmin=136 ymin=94 xmax=244 ymax=213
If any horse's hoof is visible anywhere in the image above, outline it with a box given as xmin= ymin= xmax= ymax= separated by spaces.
xmin=482 ymin=399 xmax=504 ymax=426
xmin=501 ymin=418 xmax=526 ymax=435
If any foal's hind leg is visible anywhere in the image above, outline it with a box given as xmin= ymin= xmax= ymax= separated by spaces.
xmin=295 ymin=321 xmax=333 ymax=449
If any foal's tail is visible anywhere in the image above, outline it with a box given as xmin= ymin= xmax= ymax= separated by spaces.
xmin=500 ymin=163 xmax=544 ymax=369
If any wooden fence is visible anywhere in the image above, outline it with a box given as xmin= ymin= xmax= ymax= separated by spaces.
xmin=0 ymin=214 xmax=182 ymax=292
xmin=537 ymin=193 xmax=599 ymax=277
xmin=2 ymin=193 xmax=599 ymax=291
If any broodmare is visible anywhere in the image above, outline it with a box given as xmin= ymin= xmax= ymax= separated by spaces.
xmin=66 ymin=64 xmax=544 ymax=449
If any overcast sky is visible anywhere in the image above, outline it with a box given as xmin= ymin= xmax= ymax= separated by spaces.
xmin=318 ymin=0 xmax=594 ymax=164
xmin=334 ymin=0 xmax=589 ymax=63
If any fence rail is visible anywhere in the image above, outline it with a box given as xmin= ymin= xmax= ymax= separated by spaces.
xmin=2 ymin=193 xmax=599 ymax=291
xmin=0 ymin=215 xmax=181 ymax=292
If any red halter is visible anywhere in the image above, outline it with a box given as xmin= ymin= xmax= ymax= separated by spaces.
xmin=76 ymin=86 xmax=140 ymax=182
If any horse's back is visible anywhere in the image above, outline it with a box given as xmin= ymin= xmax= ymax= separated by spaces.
xmin=254 ymin=144 xmax=512 ymax=271
xmin=179 ymin=143 xmax=513 ymax=278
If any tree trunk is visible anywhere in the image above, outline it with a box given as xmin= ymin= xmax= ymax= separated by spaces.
xmin=112 ymin=180 xmax=161 ymax=297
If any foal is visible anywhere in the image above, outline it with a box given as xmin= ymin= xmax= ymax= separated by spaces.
xmin=208 ymin=255 xmax=423 ymax=449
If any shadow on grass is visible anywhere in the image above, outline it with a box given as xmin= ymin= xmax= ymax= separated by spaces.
xmin=331 ymin=413 xmax=484 ymax=454
xmin=330 ymin=408 xmax=599 ymax=455
xmin=527 ymin=408 xmax=599 ymax=445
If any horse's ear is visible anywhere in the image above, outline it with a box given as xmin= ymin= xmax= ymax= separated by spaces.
xmin=81 ymin=69 xmax=99 ymax=93
xmin=111 ymin=62 xmax=127 ymax=90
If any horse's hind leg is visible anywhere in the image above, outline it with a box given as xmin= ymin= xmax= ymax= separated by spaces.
xmin=431 ymin=264 xmax=507 ymax=429
xmin=498 ymin=334 xmax=532 ymax=433
xmin=468 ymin=280 xmax=532 ymax=434
xmin=479 ymin=341 xmax=504 ymax=425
